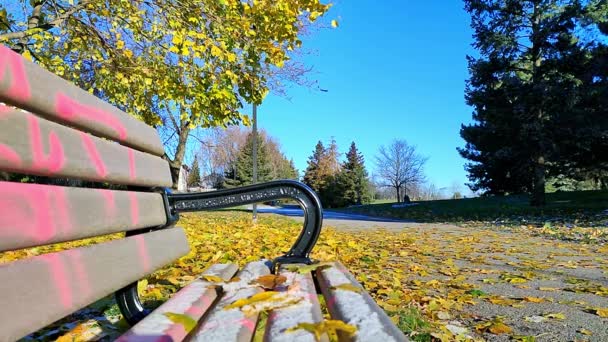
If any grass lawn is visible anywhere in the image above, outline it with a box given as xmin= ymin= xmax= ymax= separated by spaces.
xmin=340 ymin=190 xmax=608 ymax=225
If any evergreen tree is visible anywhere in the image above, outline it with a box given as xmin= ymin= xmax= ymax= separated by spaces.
xmin=187 ymin=156 xmax=201 ymax=187
xmin=223 ymin=132 xmax=272 ymax=187
xmin=460 ymin=0 xmax=596 ymax=205
xmin=303 ymin=141 xmax=326 ymax=192
xmin=277 ymin=158 xmax=298 ymax=180
xmin=554 ymin=32 xmax=608 ymax=188
xmin=339 ymin=142 xmax=371 ymax=205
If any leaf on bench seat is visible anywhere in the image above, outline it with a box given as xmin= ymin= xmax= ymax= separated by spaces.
xmin=201 ymin=274 xmax=225 ymax=283
xmin=224 ymin=290 xmax=302 ymax=315
xmin=284 ymin=262 xmax=332 ymax=274
xmin=330 ymin=283 xmax=363 ymax=293
xmin=286 ymin=320 xmax=357 ymax=342
xmin=163 ymin=312 xmax=197 ymax=333
xmin=251 ymin=274 xmax=287 ymax=290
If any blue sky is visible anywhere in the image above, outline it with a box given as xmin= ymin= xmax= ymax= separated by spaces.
xmin=255 ymin=0 xmax=477 ymax=194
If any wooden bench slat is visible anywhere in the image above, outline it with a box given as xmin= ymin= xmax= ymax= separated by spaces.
xmin=191 ymin=261 xmax=272 ymax=342
xmin=264 ymin=265 xmax=327 ymax=342
xmin=316 ymin=262 xmax=408 ymax=342
xmin=118 ymin=263 xmax=239 ymax=342
xmin=0 ymin=45 xmax=165 ymax=156
xmin=0 ymin=181 xmax=168 ymax=252
xmin=0 ymin=228 xmax=190 ymax=341
xmin=0 ymin=107 xmax=171 ymax=187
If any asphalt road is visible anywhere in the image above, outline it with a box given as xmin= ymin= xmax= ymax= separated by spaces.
xmin=248 ymin=204 xmax=416 ymax=228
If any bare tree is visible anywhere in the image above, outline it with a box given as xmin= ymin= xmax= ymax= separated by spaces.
xmin=375 ymin=140 xmax=427 ymax=203
xmin=420 ymin=182 xmax=442 ymax=201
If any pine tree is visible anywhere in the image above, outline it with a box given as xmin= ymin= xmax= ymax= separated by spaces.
xmin=460 ymin=0 xmax=595 ymax=205
xmin=339 ymin=142 xmax=371 ymax=205
xmin=223 ymin=132 xmax=272 ymax=187
xmin=303 ymin=141 xmax=326 ymax=192
xmin=187 ymin=156 xmax=201 ymax=187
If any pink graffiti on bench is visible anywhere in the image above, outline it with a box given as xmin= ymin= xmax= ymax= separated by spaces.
xmin=0 ymin=45 xmax=31 ymax=101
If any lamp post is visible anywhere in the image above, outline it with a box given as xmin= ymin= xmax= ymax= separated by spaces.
xmin=252 ymin=103 xmax=258 ymax=222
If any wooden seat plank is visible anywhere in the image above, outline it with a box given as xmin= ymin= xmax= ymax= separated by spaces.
xmin=0 ymin=107 xmax=171 ymax=187
xmin=118 ymin=263 xmax=238 ymax=342
xmin=0 ymin=45 xmax=165 ymax=156
xmin=0 ymin=181 xmax=167 ymax=252
xmin=0 ymin=228 xmax=190 ymax=341
xmin=264 ymin=265 xmax=327 ymax=342
xmin=316 ymin=262 xmax=407 ymax=342
xmin=191 ymin=261 xmax=272 ymax=342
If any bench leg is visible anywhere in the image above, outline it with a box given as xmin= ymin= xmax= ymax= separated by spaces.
xmin=115 ymin=281 xmax=149 ymax=326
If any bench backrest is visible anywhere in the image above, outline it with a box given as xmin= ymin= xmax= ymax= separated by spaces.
xmin=0 ymin=45 xmax=190 ymax=341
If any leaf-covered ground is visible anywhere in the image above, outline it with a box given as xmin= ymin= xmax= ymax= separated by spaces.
xmin=6 ymin=211 xmax=608 ymax=341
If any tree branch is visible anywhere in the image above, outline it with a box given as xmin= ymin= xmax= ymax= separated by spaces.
xmin=0 ymin=0 xmax=94 ymax=42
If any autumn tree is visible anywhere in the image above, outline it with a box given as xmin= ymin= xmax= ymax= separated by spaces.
xmin=187 ymin=156 xmax=201 ymax=187
xmin=338 ymin=142 xmax=371 ymax=205
xmin=375 ymin=140 xmax=427 ymax=203
xmin=0 ymin=0 xmax=332 ymax=187
xmin=303 ymin=139 xmax=345 ymax=207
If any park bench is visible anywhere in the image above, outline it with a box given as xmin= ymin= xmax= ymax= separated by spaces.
xmin=0 ymin=45 xmax=406 ymax=342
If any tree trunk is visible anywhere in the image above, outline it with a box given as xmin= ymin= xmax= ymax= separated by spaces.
xmin=530 ymin=155 xmax=546 ymax=206
xmin=168 ymin=123 xmax=191 ymax=189
xmin=529 ymin=3 xmax=546 ymax=207
xmin=396 ymin=186 xmax=401 ymax=203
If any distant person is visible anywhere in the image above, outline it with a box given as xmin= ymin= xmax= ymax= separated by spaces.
xmin=403 ymin=195 xmax=411 ymax=203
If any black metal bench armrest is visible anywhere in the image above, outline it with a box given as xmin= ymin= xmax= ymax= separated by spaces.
xmin=166 ymin=179 xmax=323 ymax=265
xmin=117 ymin=180 xmax=323 ymax=326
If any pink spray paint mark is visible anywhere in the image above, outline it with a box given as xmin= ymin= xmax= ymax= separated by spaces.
xmin=28 ymin=115 xmax=65 ymax=174
xmin=134 ymin=234 xmax=150 ymax=272
xmin=163 ymin=323 xmax=188 ymax=341
xmin=53 ymin=187 xmax=71 ymax=236
xmin=0 ymin=182 xmax=72 ymax=244
xmin=80 ymin=132 xmax=107 ymax=177
xmin=0 ymin=182 xmax=53 ymax=242
xmin=128 ymin=191 xmax=139 ymax=226
xmin=65 ymin=249 xmax=91 ymax=300
xmin=128 ymin=149 xmax=136 ymax=180
xmin=186 ymin=305 xmax=206 ymax=317
xmin=40 ymin=253 xmax=72 ymax=308
xmin=96 ymin=189 xmax=117 ymax=219
xmin=0 ymin=103 xmax=10 ymax=113
xmin=236 ymin=317 xmax=257 ymax=333
xmin=55 ymin=93 xmax=127 ymax=141
xmin=0 ymin=144 xmax=22 ymax=166
xmin=0 ymin=45 xmax=31 ymax=101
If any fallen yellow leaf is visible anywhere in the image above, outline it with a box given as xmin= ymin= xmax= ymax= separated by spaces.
xmin=201 ymin=274 xmax=224 ymax=283
xmin=523 ymin=296 xmax=544 ymax=303
xmin=578 ymin=328 xmax=593 ymax=335
xmin=164 ymin=312 xmax=197 ymax=333
xmin=252 ymin=274 xmax=287 ymax=290
xmin=287 ymin=320 xmax=356 ymax=341
xmin=488 ymin=322 xmax=512 ymax=334
xmin=331 ymin=283 xmax=363 ymax=293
